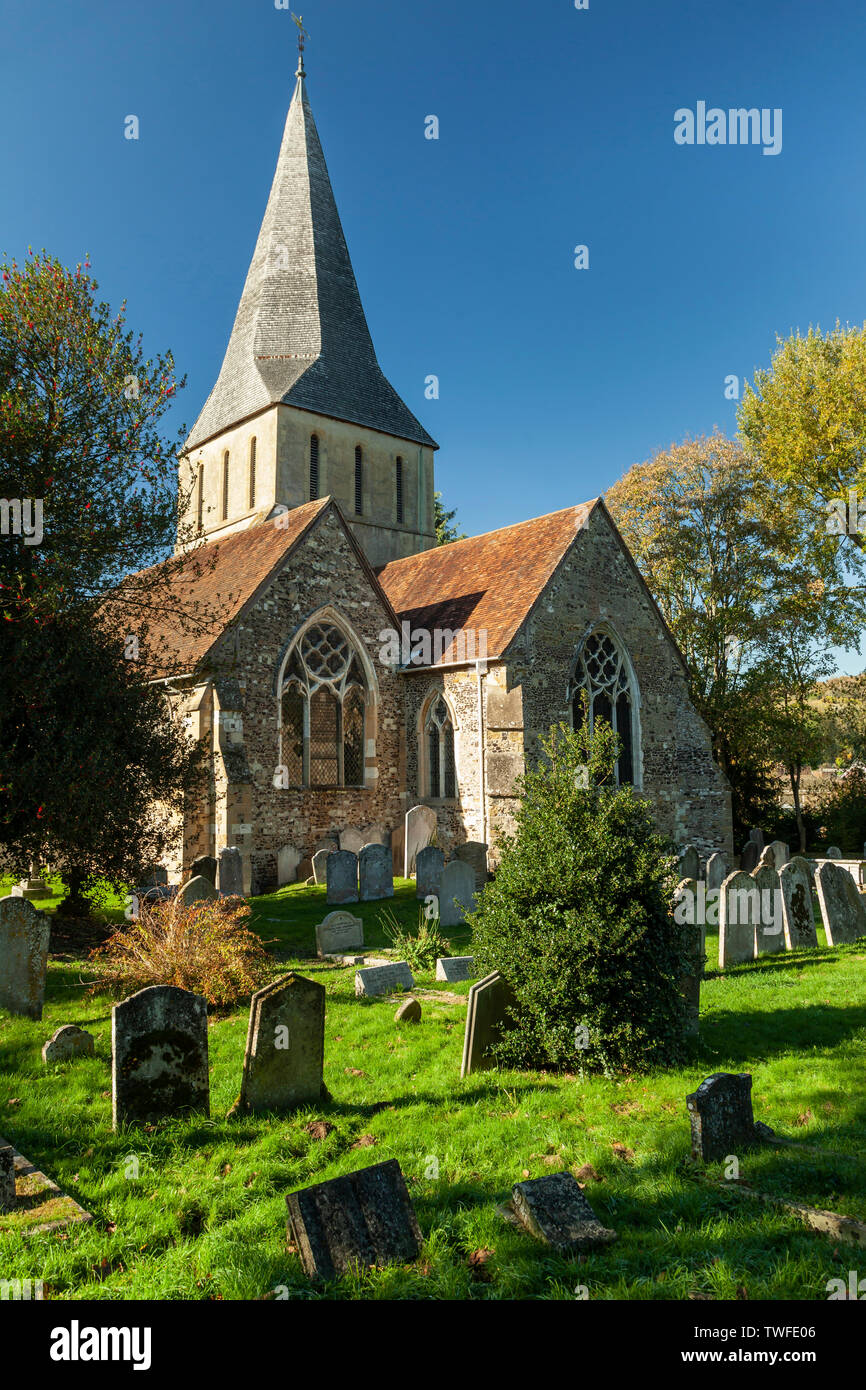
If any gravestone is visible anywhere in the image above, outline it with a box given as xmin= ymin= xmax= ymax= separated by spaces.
xmin=394 ymin=997 xmax=422 ymax=1024
xmin=435 ymin=956 xmax=475 ymax=983
xmin=461 ymin=971 xmax=516 ymax=1077
xmin=219 ymin=847 xmax=244 ymax=896
xmin=403 ymin=805 xmax=437 ymax=877
xmin=140 ymin=866 xmax=168 ymax=890
xmin=779 ymin=857 xmax=818 ymax=950
xmin=42 ymin=1025 xmax=95 ymax=1066
xmin=191 ymin=855 xmax=218 ymax=888
xmin=439 ymin=859 xmax=476 ymax=927
xmin=678 ymin=845 xmax=700 ymax=881
xmin=286 ymin=1159 xmax=423 ymax=1281
xmin=175 ymin=875 xmax=219 ymax=909
xmin=355 ymin=962 xmax=414 ymax=997
xmin=679 ymin=916 xmax=704 ymax=1036
xmin=0 ymin=1145 xmax=15 ymax=1213
xmin=112 ymin=985 xmax=209 ymax=1129
xmin=359 ymin=843 xmax=393 ymax=902
xmin=706 ymin=851 xmax=728 ymax=893
xmin=455 ymin=841 xmax=489 ymax=891
xmin=277 ymin=844 xmax=301 ymax=886
xmin=756 ymin=845 xmax=776 ymax=871
xmin=826 ymin=846 xmax=843 ymax=859
xmin=339 ymin=827 xmax=366 ymax=856
xmin=748 ymin=827 xmax=765 ymax=850
xmin=739 ymin=840 xmax=759 ymax=873
xmin=326 ymin=850 xmax=359 ymax=904
xmin=718 ymin=871 xmax=759 ymax=968
xmin=768 ymin=840 xmax=790 ymax=869
xmin=233 ymin=973 xmax=325 ymax=1114
xmin=815 ymin=861 xmax=866 ymax=945
xmin=510 ymin=1172 xmax=617 ymax=1251
xmin=0 ymin=898 xmax=51 ymax=1020
xmin=415 ymin=845 xmax=445 ymax=901
xmin=141 ymin=884 xmax=176 ymax=904
xmin=312 ymin=849 xmax=330 ymax=885
xmin=391 ymin=822 xmax=405 ymax=878
xmin=752 ymin=864 xmax=784 ymax=955
xmin=686 ymin=1072 xmax=758 ymax=1162
xmin=315 ymin=911 xmax=364 ymax=958
xmin=360 ymin=823 xmax=387 ymax=847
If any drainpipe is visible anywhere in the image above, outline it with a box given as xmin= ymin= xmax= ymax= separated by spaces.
xmin=476 ymin=658 xmax=487 ymax=846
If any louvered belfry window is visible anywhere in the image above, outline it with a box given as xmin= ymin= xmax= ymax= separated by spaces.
xmin=425 ymin=695 xmax=457 ymax=799
xmin=310 ymin=434 xmax=319 ymax=500
xmin=222 ymin=451 xmax=230 ymax=520
xmin=354 ymin=446 xmax=363 ymax=514
xmin=279 ymin=620 xmax=368 ymax=787
xmin=249 ymin=437 xmax=257 ymax=509
xmin=396 ymin=457 xmax=404 ymax=523
xmin=570 ymin=630 xmax=635 ymax=785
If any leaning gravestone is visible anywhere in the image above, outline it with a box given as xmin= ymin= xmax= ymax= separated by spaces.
xmin=686 ymin=1072 xmax=758 ymax=1162
xmin=752 ymin=864 xmax=784 ymax=955
xmin=768 ymin=840 xmax=790 ymax=869
xmin=404 ymin=805 xmax=437 ymax=877
xmin=815 ymin=861 xmax=866 ymax=945
xmin=455 ymin=841 xmax=489 ymax=891
xmin=756 ymin=845 xmax=776 ymax=871
xmin=42 ymin=1025 xmax=95 ymax=1066
xmin=435 ymin=956 xmax=475 ymax=983
xmin=510 ymin=1172 xmax=617 ymax=1251
xmin=326 ymin=850 xmax=358 ymax=904
xmin=219 ymin=847 xmax=244 ymax=896
xmin=112 ymin=985 xmax=209 ymax=1129
xmin=355 ymin=962 xmax=414 ymax=997
xmin=311 ymin=849 xmax=330 ymax=885
xmin=0 ymin=1145 xmax=15 ymax=1213
xmin=415 ymin=845 xmax=444 ymax=901
xmin=749 ymin=827 xmax=765 ymax=850
xmin=286 ymin=1159 xmax=423 ymax=1281
xmin=706 ymin=851 xmax=728 ymax=893
xmin=461 ymin=971 xmax=516 ymax=1077
xmin=0 ymin=898 xmax=51 ymax=1021
xmin=358 ymin=843 xmax=393 ymax=902
xmin=739 ymin=840 xmax=759 ymax=873
xmin=232 ymin=973 xmax=325 ymax=1114
xmin=191 ymin=855 xmax=218 ymax=888
xmin=339 ymin=827 xmax=366 ymax=856
xmin=779 ymin=857 xmax=819 ymax=950
xmin=678 ymin=845 xmax=700 ymax=882
xmin=718 ymin=871 xmax=759 ymax=967
xmin=315 ymin=911 xmax=364 ymax=958
xmin=439 ymin=859 xmax=476 ymax=927
xmin=175 ymin=875 xmax=219 ymax=909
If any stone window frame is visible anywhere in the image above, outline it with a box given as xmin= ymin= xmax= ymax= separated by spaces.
xmin=274 ymin=606 xmax=379 ymax=791
xmin=567 ymin=623 xmax=643 ymax=789
xmin=418 ymin=686 xmax=460 ymax=803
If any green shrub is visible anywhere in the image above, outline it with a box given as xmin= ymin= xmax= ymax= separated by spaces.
xmin=379 ymin=905 xmax=450 ymax=973
xmin=469 ymin=720 xmax=689 ymax=1075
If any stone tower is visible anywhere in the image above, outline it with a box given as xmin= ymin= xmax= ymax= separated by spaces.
xmin=178 ymin=52 xmax=437 ymax=567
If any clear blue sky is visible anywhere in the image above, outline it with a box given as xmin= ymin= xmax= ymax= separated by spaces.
xmin=3 ymin=0 xmax=864 ymax=670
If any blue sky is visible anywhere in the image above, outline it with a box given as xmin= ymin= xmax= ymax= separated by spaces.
xmin=3 ymin=0 xmax=864 ymax=671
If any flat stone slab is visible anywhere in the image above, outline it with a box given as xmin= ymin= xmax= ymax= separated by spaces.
xmin=286 ymin=1158 xmax=423 ymax=1281
xmin=435 ymin=956 xmax=475 ymax=982
xmin=0 ymin=1134 xmax=93 ymax=1235
xmin=509 ymin=1172 xmax=617 ymax=1251
xmin=355 ymin=962 xmax=414 ymax=997
xmin=686 ymin=1072 xmax=760 ymax=1162
xmin=42 ymin=1025 xmax=95 ymax=1065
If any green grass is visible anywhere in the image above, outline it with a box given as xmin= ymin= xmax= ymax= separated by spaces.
xmin=0 ymin=878 xmax=864 ymax=1301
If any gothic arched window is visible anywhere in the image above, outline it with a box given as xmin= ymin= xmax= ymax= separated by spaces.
xmin=570 ymin=630 xmax=637 ymax=785
xmin=425 ymin=695 xmax=457 ymax=799
xmin=279 ymin=620 xmax=368 ymax=788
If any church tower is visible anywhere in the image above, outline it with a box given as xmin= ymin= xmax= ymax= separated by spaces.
xmin=178 ymin=43 xmax=437 ymax=567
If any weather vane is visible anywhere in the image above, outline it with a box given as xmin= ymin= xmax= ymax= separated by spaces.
xmin=292 ymin=13 xmax=310 ymax=75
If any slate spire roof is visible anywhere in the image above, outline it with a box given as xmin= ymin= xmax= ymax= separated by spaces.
xmin=186 ymin=69 xmax=436 ymax=452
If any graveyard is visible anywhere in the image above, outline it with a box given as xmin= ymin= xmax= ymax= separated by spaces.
xmin=1 ymin=867 xmax=865 ymax=1301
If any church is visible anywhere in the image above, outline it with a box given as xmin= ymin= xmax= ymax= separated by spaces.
xmin=137 ymin=51 xmax=732 ymax=892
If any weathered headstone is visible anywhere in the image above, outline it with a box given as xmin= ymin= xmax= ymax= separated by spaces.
xmin=312 ymin=848 xmax=330 ymax=885
xmin=705 ymin=851 xmax=728 ymax=893
xmin=686 ymin=1072 xmax=758 ymax=1162
xmin=815 ymin=861 xmax=866 ymax=945
xmin=739 ymin=840 xmax=759 ymax=873
xmin=679 ymin=909 xmax=705 ymax=1036
xmin=678 ymin=845 xmax=700 ymax=881
xmin=461 ymin=971 xmax=515 ymax=1077
xmin=404 ymin=804 xmax=437 ymax=877
xmin=191 ymin=855 xmax=218 ymax=888
xmin=339 ymin=827 xmax=366 ymax=856
xmin=752 ymin=864 xmax=784 ymax=955
xmin=394 ymin=997 xmax=421 ymax=1024
xmin=233 ymin=973 xmax=325 ymax=1114
xmin=360 ymin=823 xmax=387 ymax=847
xmin=315 ymin=910 xmax=364 ymax=957
xmin=175 ymin=874 xmax=219 ymax=909
xmin=718 ymin=871 xmax=759 ymax=968
xmin=779 ymin=857 xmax=819 ymax=950
xmin=218 ymin=847 xmax=244 ymax=896
xmin=140 ymin=866 xmax=168 ymax=890
xmin=391 ymin=822 xmax=405 ymax=879
xmin=756 ymin=845 xmax=776 ymax=871
xmin=0 ymin=897 xmax=51 ymax=1020
xmin=286 ymin=1159 xmax=423 ymax=1281
xmin=748 ymin=827 xmax=765 ymax=850
xmin=768 ymin=840 xmax=790 ymax=869
xmin=112 ymin=985 xmax=209 ymax=1128
xmin=358 ymin=843 xmax=393 ymax=902
xmin=326 ymin=850 xmax=359 ymax=904
xmin=435 ymin=956 xmax=476 ymax=983
xmin=42 ymin=1025 xmax=95 ymax=1066
xmin=439 ymin=859 xmax=476 ymax=927
xmin=455 ymin=841 xmax=489 ymax=891
xmin=277 ymin=844 xmax=301 ymax=885
xmin=0 ymin=1145 xmax=15 ymax=1213
xmin=510 ymin=1172 xmax=617 ymax=1250
xmin=826 ymin=846 xmax=843 ymax=859
xmin=415 ymin=845 xmax=445 ymax=901
xmin=355 ymin=962 xmax=414 ymax=997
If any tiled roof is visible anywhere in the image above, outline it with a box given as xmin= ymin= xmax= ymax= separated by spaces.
xmin=377 ymin=502 xmax=598 ymax=663
xmin=186 ymin=75 xmax=435 ymax=452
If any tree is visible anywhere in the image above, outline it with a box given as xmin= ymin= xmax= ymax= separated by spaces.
xmin=434 ymin=491 xmax=465 ymax=546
